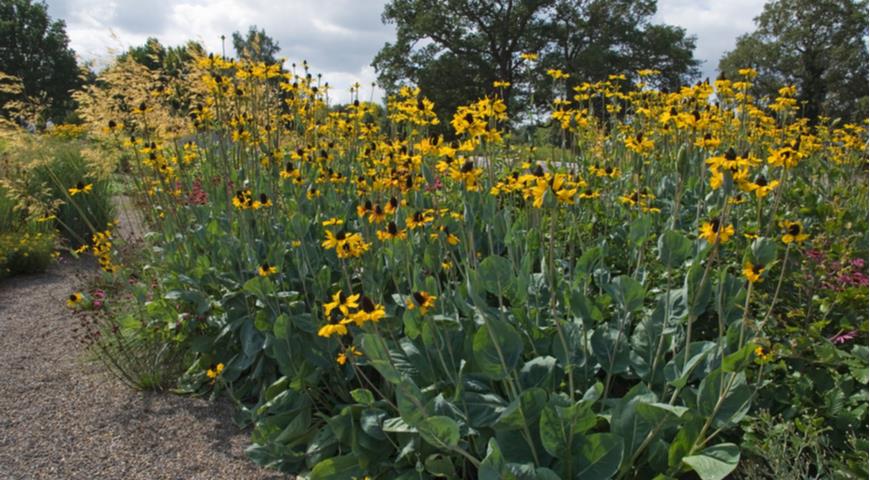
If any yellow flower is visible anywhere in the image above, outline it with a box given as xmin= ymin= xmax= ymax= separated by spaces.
xmin=741 ymin=174 xmax=779 ymax=198
xmin=68 ymin=182 xmax=93 ymax=196
xmin=356 ymin=201 xmax=373 ymax=218
xmin=206 ymin=363 xmax=224 ymax=380
xmin=546 ymin=69 xmax=570 ymax=80
xmin=232 ymin=189 xmax=253 ymax=209
xmin=251 ymin=193 xmax=272 ymax=209
xmin=767 ymin=145 xmax=800 ymax=168
xmin=579 ymin=188 xmax=600 ymax=200
xmin=345 ymin=295 xmax=386 ymax=327
xmin=368 ymin=205 xmax=386 ymax=224
xmin=324 ymin=290 xmax=360 ymax=318
xmin=67 ymin=292 xmax=84 ymax=308
xmin=258 ymin=263 xmax=277 ymax=277
xmin=625 ymin=133 xmax=654 ymax=155
xmin=699 ymin=219 xmax=735 ymax=244
xmin=337 ymin=346 xmax=363 ymax=365
xmin=493 ymin=80 xmax=511 ymax=88
xmin=317 ymin=323 xmax=348 ymax=338
xmin=406 ymin=291 xmax=437 ymax=315
xmin=743 ymin=262 xmax=765 ymax=283
xmin=280 ymin=162 xmax=300 ymax=180
xmin=520 ymin=52 xmax=539 ymax=61
xmin=323 ymin=217 xmax=344 ymax=227
xmin=406 ymin=211 xmax=433 ymax=230
xmin=377 ymin=221 xmax=407 ymax=240
xmin=780 ymin=220 xmax=809 ymax=244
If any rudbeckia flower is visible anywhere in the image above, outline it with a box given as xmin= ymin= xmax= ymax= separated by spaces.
xmin=579 ymin=188 xmax=600 ymax=200
xmin=743 ymin=262 xmax=765 ymax=283
xmin=699 ymin=218 xmax=735 ymax=244
xmin=336 ymin=346 xmax=363 ymax=365
xmin=324 ymin=290 xmax=360 ymax=317
xmin=742 ymin=174 xmax=779 ymax=198
xmin=317 ymin=323 xmax=348 ymax=338
xmin=232 ymin=189 xmax=253 ymax=209
xmin=625 ymin=133 xmax=654 ymax=155
xmin=258 ymin=263 xmax=277 ymax=277
xmin=67 ymin=292 xmax=84 ymax=308
xmin=68 ymin=182 xmax=93 ymax=196
xmin=780 ymin=220 xmax=809 ymax=244
xmin=346 ymin=295 xmax=386 ymax=326
xmin=384 ymin=196 xmax=400 ymax=215
xmin=377 ymin=221 xmax=407 ymax=240
xmin=206 ymin=363 xmax=224 ymax=381
xmin=406 ymin=211 xmax=433 ymax=229
xmin=357 ymin=200 xmax=373 ymax=218
xmin=368 ymin=205 xmax=386 ymax=224
xmin=252 ymin=193 xmax=272 ymax=209
xmin=406 ymin=291 xmax=436 ymax=315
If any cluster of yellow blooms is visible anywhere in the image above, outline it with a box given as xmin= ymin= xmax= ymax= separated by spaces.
xmin=91 ymin=229 xmax=118 ymax=273
xmin=318 ymin=290 xmax=386 ymax=338
xmin=78 ymin=55 xmax=867 ymax=371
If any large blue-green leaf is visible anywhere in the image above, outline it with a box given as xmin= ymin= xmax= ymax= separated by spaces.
xmin=418 ymin=416 xmax=460 ymax=450
xmin=574 ymin=433 xmax=624 ymax=480
xmin=310 ymin=454 xmax=364 ymax=480
xmin=682 ymin=443 xmax=740 ymax=480
xmin=473 ymin=317 xmax=524 ymax=380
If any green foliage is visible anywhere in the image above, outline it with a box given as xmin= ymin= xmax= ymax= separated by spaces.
xmin=719 ymin=0 xmax=869 ymax=122
xmin=0 ymin=189 xmax=55 ymax=277
xmin=79 ymin=52 xmax=867 ymax=479
xmin=32 ymin=141 xmax=114 ymax=247
xmin=0 ymin=0 xmax=80 ymax=122
xmin=232 ymin=25 xmax=281 ymax=64
xmin=373 ymin=0 xmax=699 ymax=132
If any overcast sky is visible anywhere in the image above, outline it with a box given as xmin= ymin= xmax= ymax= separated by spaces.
xmin=45 ymin=0 xmax=767 ymax=103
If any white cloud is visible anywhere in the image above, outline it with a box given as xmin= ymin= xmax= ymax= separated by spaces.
xmin=656 ymin=0 xmax=767 ymax=80
xmin=46 ymin=0 xmax=393 ymax=103
xmin=46 ymin=0 xmax=768 ymax=101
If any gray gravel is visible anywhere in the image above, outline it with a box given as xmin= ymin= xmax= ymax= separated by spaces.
xmin=0 ymin=259 xmax=287 ymax=479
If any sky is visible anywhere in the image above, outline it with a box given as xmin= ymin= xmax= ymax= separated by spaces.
xmin=45 ymin=0 xmax=767 ymax=104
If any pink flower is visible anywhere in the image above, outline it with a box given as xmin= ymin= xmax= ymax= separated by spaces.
xmin=829 ymin=330 xmax=858 ymax=345
xmin=806 ymin=249 xmax=824 ymax=263
xmin=188 ymin=178 xmax=209 ymax=205
xmin=93 ymin=289 xmax=106 ymax=299
xmin=851 ymin=258 xmax=865 ymax=269
xmin=426 ymin=176 xmax=443 ymax=192
xmin=92 ymin=300 xmax=103 ymax=310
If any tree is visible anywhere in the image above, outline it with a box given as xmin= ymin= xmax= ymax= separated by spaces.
xmin=544 ymin=0 xmax=698 ymax=90
xmin=120 ymin=38 xmax=205 ymax=77
xmin=719 ymin=0 xmax=868 ymax=122
xmin=374 ymin=0 xmax=555 ymax=125
xmin=0 ymin=0 xmax=80 ymax=122
xmin=232 ymin=25 xmax=281 ymax=64
xmin=373 ymin=0 xmax=699 ymax=130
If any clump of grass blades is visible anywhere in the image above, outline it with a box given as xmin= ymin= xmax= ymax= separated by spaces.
xmin=0 ymin=188 xmax=56 ymax=278
xmin=33 ymin=143 xmax=114 ymax=249
xmin=81 ymin=309 xmax=188 ymax=391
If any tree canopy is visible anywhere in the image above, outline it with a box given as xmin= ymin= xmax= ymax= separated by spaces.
xmin=373 ymin=0 xmax=699 ymax=128
xmin=719 ymin=0 xmax=868 ymax=122
xmin=0 ymin=0 xmax=80 ymax=122
xmin=119 ymin=38 xmax=206 ymax=77
xmin=232 ymin=25 xmax=281 ymax=64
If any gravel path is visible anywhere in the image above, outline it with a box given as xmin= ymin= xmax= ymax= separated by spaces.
xmin=0 ymin=206 xmax=286 ymax=479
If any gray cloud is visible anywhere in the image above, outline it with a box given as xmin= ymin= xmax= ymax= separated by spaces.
xmin=45 ymin=0 xmax=766 ymax=102
xmin=655 ymin=0 xmax=766 ymax=81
